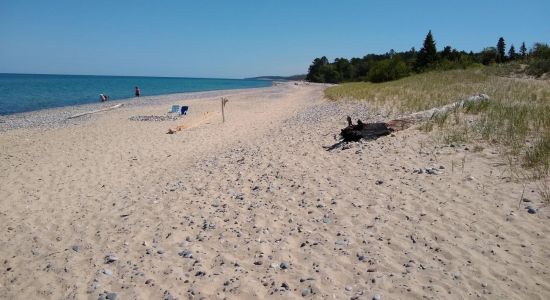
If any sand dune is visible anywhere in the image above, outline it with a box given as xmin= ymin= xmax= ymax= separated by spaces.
xmin=0 ymin=83 xmax=549 ymax=299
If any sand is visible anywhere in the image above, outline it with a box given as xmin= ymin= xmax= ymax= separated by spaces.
xmin=0 ymin=83 xmax=549 ymax=299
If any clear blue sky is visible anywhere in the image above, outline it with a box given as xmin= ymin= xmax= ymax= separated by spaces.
xmin=1 ymin=0 xmax=548 ymax=78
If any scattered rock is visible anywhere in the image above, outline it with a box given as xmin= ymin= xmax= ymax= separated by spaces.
xmin=527 ymin=206 xmax=537 ymax=214
xmin=104 ymin=255 xmax=119 ymax=264
xmin=373 ymin=294 xmax=381 ymax=300
xmin=71 ymin=245 xmax=80 ymax=252
xmin=280 ymin=262 xmax=289 ymax=270
xmin=103 ymin=269 xmax=113 ymax=276
xmin=178 ymin=250 xmax=193 ymax=258
xmin=335 ymin=239 xmax=348 ymax=246
xmin=106 ymin=292 xmax=117 ymax=300
xmin=163 ymin=290 xmax=175 ymax=300
xmin=301 ymin=288 xmax=311 ymax=297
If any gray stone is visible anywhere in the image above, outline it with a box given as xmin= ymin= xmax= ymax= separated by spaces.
xmin=103 ymin=269 xmax=113 ymax=276
xmin=301 ymin=288 xmax=311 ymax=297
xmin=104 ymin=255 xmax=118 ymax=264
xmin=179 ymin=250 xmax=193 ymax=258
xmin=106 ymin=293 xmax=117 ymax=300
xmin=373 ymin=294 xmax=381 ymax=300
xmin=280 ymin=262 xmax=289 ymax=270
xmin=71 ymin=245 xmax=80 ymax=252
xmin=527 ymin=206 xmax=537 ymax=214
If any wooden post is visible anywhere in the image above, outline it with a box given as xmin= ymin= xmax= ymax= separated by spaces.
xmin=221 ymin=97 xmax=229 ymax=122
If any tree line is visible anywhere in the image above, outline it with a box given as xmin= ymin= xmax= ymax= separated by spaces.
xmin=306 ymin=31 xmax=550 ymax=83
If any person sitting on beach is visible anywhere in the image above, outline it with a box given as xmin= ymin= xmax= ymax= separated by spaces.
xmin=135 ymin=86 xmax=141 ymax=97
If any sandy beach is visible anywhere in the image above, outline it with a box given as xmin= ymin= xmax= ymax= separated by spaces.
xmin=0 ymin=83 xmax=549 ymax=299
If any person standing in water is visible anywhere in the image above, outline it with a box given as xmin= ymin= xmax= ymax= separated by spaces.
xmin=135 ymin=86 xmax=141 ymax=97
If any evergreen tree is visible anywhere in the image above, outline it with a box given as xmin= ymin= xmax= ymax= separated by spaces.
xmin=496 ymin=37 xmax=506 ymax=63
xmin=416 ymin=30 xmax=438 ymax=70
xmin=520 ymin=42 xmax=527 ymax=58
xmin=508 ymin=44 xmax=516 ymax=61
xmin=306 ymin=56 xmax=329 ymax=82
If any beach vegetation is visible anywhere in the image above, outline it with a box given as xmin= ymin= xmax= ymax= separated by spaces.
xmin=324 ymin=68 xmax=550 ymax=176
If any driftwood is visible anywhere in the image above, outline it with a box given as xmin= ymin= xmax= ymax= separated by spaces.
xmin=325 ymin=94 xmax=490 ymax=150
xmin=341 ymin=116 xmax=393 ymax=142
xmin=68 ymin=103 xmax=124 ymax=119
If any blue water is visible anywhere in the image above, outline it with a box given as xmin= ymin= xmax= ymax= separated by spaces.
xmin=0 ymin=73 xmax=272 ymax=115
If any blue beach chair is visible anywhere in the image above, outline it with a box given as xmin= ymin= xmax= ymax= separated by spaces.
xmin=180 ymin=106 xmax=189 ymax=115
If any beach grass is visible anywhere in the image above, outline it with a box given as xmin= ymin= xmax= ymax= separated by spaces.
xmin=325 ymin=68 xmax=550 ymax=179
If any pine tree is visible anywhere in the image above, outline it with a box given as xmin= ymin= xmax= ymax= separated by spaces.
xmin=496 ymin=37 xmax=506 ymax=63
xmin=520 ymin=42 xmax=527 ymax=58
xmin=508 ymin=44 xmax=516 ymax=61
xmin=416 ymin=30 xmax=438 ymax=70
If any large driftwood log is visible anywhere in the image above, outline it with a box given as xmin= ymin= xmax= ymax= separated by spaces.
xmin=325 ymin=94 xmax=489 ymax=150
xmin=340 ymin=116 xmax=393 ymax=142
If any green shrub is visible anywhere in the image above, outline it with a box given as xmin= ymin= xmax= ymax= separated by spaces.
xmin=526 ymin=59 xmax=550 ymax=77
xmin=367 ymin=58 xmax=410 ymax=83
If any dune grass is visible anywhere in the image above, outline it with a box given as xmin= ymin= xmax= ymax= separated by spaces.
xmin=325 ymin=68 xmax=550 ymax=180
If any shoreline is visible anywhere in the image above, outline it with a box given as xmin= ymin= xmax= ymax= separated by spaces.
xmin=0 ymin=84 xmax=279 ymax=132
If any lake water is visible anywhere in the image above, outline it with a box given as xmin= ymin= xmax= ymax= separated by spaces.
xmin=0 ymin=73 xmax=272 ymax=115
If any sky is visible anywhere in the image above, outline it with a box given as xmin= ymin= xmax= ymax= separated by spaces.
xmin=0 ymin=0 xmax=549 ymax=78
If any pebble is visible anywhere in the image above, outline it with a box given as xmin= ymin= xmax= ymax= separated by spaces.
xmin=104 ymin=255 xmax=118 ymax=264
xmin=72 ymin=245 xmax=80 ymax=252
xmin=106 ymin=293 xmax=117 ymax=300
xmin=163 ymin=290 xmax=175 ymax=300
xmin=345 ymin=286 xmax=353 ymax=291
xmin=373 ymin=294 xmax=381 ymax=300
xmin=280 ymin=262 xmax=289 ymax=270
xmin=527 ymin=206 xmax=537 ymax=214
xmin=103 ymin=269 xmax=113 ymax=276
xmin=481 ymin=282 xmax=488 ymax=288
xmin=301 ymin=288 xmax=311 ymax=297
xmin=178 ymin=250 xmax=193 ymax=258
xmin=281 ymin=282 xmax=290 ymax=290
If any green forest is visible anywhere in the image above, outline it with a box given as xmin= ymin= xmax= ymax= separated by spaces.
xmin=306 ymin=31 xmax=550 ymax=83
